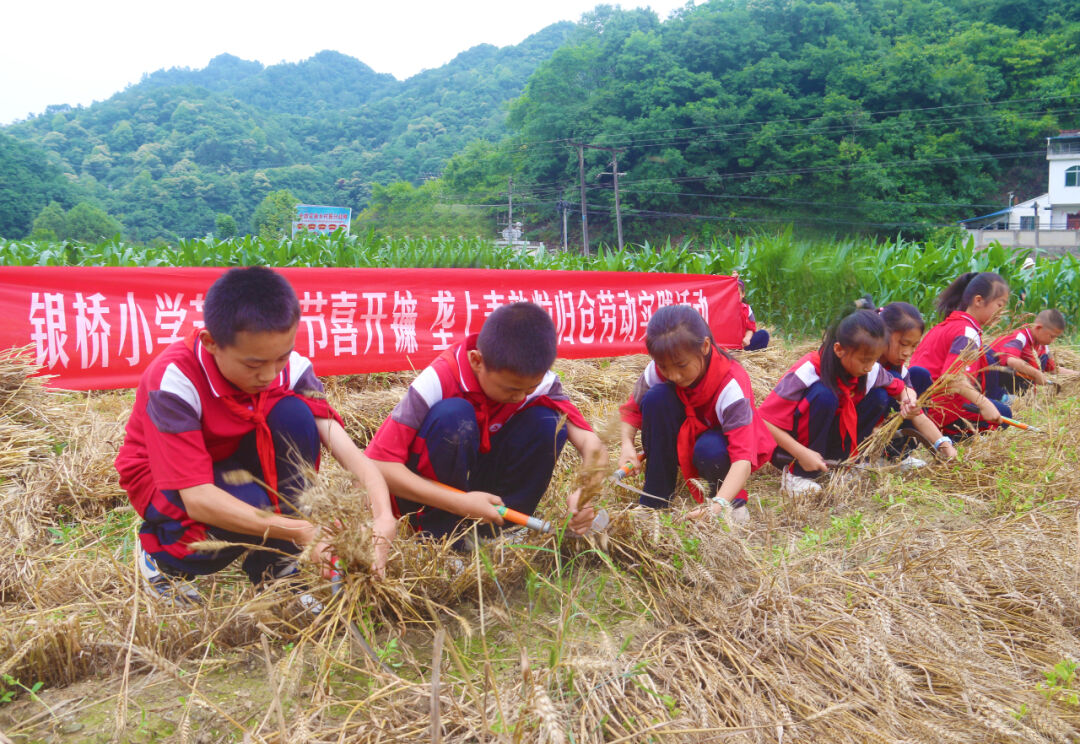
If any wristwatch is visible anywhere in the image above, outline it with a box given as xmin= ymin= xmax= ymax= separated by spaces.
xmin=711 ymin=495 xmax=748 ymax=509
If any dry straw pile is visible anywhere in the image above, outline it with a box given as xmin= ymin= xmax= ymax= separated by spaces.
xmin=2 ymin=339 xmax=1080 ymax=743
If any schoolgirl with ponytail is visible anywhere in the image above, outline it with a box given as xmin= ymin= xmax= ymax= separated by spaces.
xmin=758 ymin=307 xmax=918 ymax=496
xmin=909 ymin=271 xmax=1011 ymax=436
xmin=618 ymin=305 xmax=775 ymax=524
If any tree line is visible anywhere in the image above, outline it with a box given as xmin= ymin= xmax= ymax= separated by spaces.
xmin=2 ymin=0 xmax=1078 ymax=245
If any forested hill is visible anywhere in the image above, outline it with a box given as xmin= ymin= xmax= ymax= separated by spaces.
xmin=415 ymin=0 xmax=1080 ymax=245
xmin=130 ymin=52 xmax=397 ymax=116
xmin=4 ymin=0 xmax=1080 ymax=245
xmin=0 ymin=23 xmax=574 ymax=240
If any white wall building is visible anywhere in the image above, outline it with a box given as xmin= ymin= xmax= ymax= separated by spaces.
xmin=962 ymin=130 xmax=1080 ymax=252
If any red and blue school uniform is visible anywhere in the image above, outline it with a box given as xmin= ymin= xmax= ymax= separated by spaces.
xmin=740 ymin=302 xmax=770 ymax=351
xmin=365 ymin=334 xmax=590 ymax=538
xmin=990 ymin=326 xmax=1055 ymax=372
xmin=983 ymin=325 xmax=1056 ymax=400
xmin=759 ymin=352 xmax=903 ymax=477
xmin=619 ymin=348 xmax=775 ymax=508
xmin=115 ymin=331 xmax=339 ymax=581
xmin=909 ymin=311 xmax=1010 ymax=434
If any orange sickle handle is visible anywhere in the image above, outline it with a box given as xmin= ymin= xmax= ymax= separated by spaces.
xmin=496 ymin=505 xmax=552 ymax=533
xmin=1000 ymin=415 xmax=1039 ymax=432
xmin=613 ymin=452 xmax=646 ymax=481
xmin=429 ymin=479 xmax=552 ymax=533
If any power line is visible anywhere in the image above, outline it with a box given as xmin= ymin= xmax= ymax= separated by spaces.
xmin=490 ymin=93 xmax=1080 ymax=153
xmin=449 ymin=148 xmax=1047 ymax=204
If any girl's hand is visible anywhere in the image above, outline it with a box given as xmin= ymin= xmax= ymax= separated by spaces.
xmin=1033 ymin=370 xmax=1048 ymax=386
xmin=899 ymin=387 xmax=919 ymax=418
xmin=618 ymin=443 xmax=642 ymax=475
xmin=939 ymin=441 xmax=958 ymax=460
xmin=797 ymin=450 xmax=829 ymax=473
xmin=684 ymin=505 xmax=708 ymax=520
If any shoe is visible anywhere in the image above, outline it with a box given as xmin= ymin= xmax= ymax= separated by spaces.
xmin=899 ymin=455 xmax=927 ymax=472
xmin=137 ymin=542 xmax=202 ymax=606
xmin=781 ymin=466 xmax=823 ymax=497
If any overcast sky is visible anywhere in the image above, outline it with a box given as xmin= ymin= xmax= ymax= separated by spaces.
xmin=0 ymin=0 xmax=693 ymax=126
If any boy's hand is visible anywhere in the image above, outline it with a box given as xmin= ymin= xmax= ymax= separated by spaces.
xmin=371 ymin=513 xmax=397 ymax=578
xmin=939 ymin=441 xmax=958 ymax=460
xmin=567 ymin=489 xmax=596 ymax=535
xmin=1034 ymin=370 xmax=1048 ymax=386
xmin=460 ymin=491 xmax=505 ymax=525
xmin=618 ymin=442 xmax=642 ymax=475
xmin=309 ymin=538 xmax=336 ymax=579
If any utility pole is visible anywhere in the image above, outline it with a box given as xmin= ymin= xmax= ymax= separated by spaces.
xmin=556 ymin=200 xmax=570 ymax=251
xmin=575 ymin=144 xmax=589 ymax=255
xmin=507 ymin=176 xmax=513 ymax=231
xmin=604 ymin=151 xmax=626 ymax=251
xmin=571 ymin=142 xmax=626 ymax=254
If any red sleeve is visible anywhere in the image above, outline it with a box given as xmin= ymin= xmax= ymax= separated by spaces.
xmin=723 ymin=418 xmax=776 ymax=471
xmin=144 ymin=426 xmax=215 ymax=491
xmin=365 ymin=416 xmax=417 ymax=464
xmin=619 ymin=396 xmax=643 ymax=428
xmin=741 ymin=303 xmax=757 ymax=332
xmin=299 ymin=394 xmax=343 ymax=428
xmin=530 ymin=396 xmax=592 ymax=432
xmin=758 ymin=389 xmax=798 ymax=431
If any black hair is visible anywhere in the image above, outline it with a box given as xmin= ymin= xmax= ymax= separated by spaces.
xmin=644 ymin=304 xmax=720 ymax=362
xmin=818 ymin=309 xmax=887 ymax=394
xmin=203 ymin=266 xmax=300 ymax=348
xmin=1036 ymin=308 xmax=1066 ymax=331
xmin=936 ymin=271 xmax=1009 ymax=315
xmin=880 ymin=301 xmax=924 ymax=335
xmin=476 ymin=302 xmax=557 ymax=376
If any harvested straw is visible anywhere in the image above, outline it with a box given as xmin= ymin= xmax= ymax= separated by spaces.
xmin=6 ymin=338 xmax=1080 ymax=744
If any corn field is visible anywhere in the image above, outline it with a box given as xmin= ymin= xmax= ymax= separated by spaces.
xmin=2 ymin=231 xmax=1077 ymax=335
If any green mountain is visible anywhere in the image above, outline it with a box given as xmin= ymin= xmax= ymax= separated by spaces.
xmin=5 ymin=0 xmax=1080 ymax=245
xmin=433 ymin=0 xmax=1080 ymax=245
xmin=0 ymin=23 xmax=574 ymax=240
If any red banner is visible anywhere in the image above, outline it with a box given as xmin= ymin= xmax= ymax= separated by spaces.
xmin=0 ymin=267 xmax=740 ymax=390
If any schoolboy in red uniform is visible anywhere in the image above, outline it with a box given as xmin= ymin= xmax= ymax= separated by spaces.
xmin=984 ymin=309 xmax=1070 ymax=400
xmin=366 ymin=302 xmax=606 ymax=539
xmin=115 ymin=266 xmax=395 ymax=604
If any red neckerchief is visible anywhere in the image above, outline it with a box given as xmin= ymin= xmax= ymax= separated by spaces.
xmin=189 ymin=330 xmax=336 ymax=512
xmin=674 ymin=346 xmax=731 ymax=503
xmin=444 ymin=340 xmax=501 ymax=453
xmin=219 ymin=390 xmax=283 ymax=508
xmin=809 ymin=351 xmax=859 ymax=456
